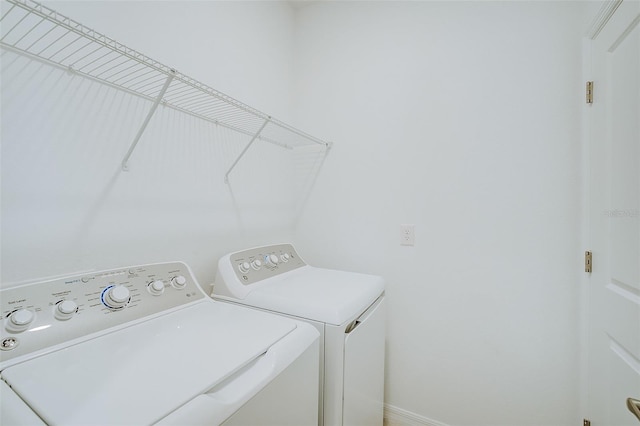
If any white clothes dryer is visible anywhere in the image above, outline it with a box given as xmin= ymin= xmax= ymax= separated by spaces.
xmin=0 ymin=261 xmax=319 ymax=426
xmin=213 ymin=244 xmax=385 ymax=426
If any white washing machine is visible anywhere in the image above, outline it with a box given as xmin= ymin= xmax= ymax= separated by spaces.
xmin=0 ymin=261 xmax=319 ymax=426
xmin=213 ymin=243 xmax=385 ymax=426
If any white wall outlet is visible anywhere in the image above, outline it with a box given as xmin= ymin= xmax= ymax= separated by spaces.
xmin=400 ymin=224 xmax=415 ymax=246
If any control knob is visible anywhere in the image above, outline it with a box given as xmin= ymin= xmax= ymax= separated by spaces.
xmin=251 ymin=259 xmax=262 ymax=270
xmin=171 ymin=275 xmax=187 ymax=289
xmin=280 ymin=253 xmax=291 ymax=263
xmin=6 ymin=309 xmax=35 ymax=332
xmin=102 ymin=285 xmax=130 ymax=310
xmin=54 ymin=300 xmax=78 ymax=320
xmin=148 ymin=280 xmax=165 ymax=295
xmin=238 ymin=262 xmax=251 ymax=274
xmin=265 ymin=254 xmax=279 ymax=267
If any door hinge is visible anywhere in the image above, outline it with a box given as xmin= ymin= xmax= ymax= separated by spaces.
xmin=586 ymin=81 xmax=594 ymax=104
xmin=585 ymin=251 xmax=592 ymax=273
xmin=583 ymin=419 xmax=591 ymax=426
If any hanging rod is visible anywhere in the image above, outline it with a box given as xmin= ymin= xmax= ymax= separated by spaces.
xmin=0 ymin=0 xmax=331 ymax=161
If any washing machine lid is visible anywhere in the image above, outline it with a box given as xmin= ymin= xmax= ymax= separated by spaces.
xmin=0 ymin=301 xmax=296 ymax=426
xmin=239 ymin=266 xmax=385 ymax=326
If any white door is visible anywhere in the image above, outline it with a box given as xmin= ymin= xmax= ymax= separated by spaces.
xmin=586 ymin=1 xmax=640 ymax=425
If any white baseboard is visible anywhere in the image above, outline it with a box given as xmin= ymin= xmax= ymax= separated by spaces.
xmin=384 ymin=404 xmax=450 ymax=426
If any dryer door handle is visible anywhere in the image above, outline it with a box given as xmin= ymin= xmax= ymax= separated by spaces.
xmin=345 ymin=294 xmax=384 ymax=334
xmin=628 ymin=397 xmax=640 ymax=422
xmin=345 ymin=319 xmax=361 ymax=334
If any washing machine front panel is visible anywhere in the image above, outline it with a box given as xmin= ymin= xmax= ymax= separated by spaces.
xmin=0 ymin=261 xmax=205 ymax=368
xmin=1 ymin=261 xmax=320 ymax=426
xmin=1 ymin=301 xmax=298 ymax=425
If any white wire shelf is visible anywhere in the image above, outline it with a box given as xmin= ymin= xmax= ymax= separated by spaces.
xmin=0 ymin=0 xmax=331 ymax=179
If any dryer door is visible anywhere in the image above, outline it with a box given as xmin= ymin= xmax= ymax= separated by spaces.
xmin=343 ymin=297 xmax=385 ymax=426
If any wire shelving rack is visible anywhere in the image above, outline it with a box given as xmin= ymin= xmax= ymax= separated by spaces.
xmin=0 ymin=0 xmax=331 ymax=181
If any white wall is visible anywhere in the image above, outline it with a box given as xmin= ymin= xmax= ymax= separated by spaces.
xmin=1 ymin=0 xmax=299 ymax=286
xmin=291 ymin=2 xmax=584 ymax=425
xmin=2 ymin=1 xmax=589 ymax=425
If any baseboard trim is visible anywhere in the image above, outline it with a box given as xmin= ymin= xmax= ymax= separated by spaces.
xmin=384 ymin=404 xmax=450 ymax=426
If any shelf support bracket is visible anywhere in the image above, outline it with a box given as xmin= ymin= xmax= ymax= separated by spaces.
xmin=224 ymin=117 xmax=271 ymax=184
xmin=121 ymin=69 xmax=176 ymax=171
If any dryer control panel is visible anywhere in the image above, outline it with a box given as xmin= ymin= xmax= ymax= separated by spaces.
xmin=223 ymin=243 xmax=306 ymax=286
xmin=0 ymin=262 xmax=205 ymax=366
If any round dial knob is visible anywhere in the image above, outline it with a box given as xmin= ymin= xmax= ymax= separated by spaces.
xmin=10 ymin=309 xmax=34 ymax=327
xmin=103 ymin=285 xmax=130 ymax=310
xmin=171 ymin=275 xmax=187 ymax=289
xmin=251 ymin=259 xmax=262 ymax=270
xmin=148 ymin=280 xmax=165 ymax=295
xmin=265 ymin=254 xmax=279 ymax=266
xmin=55 ymin=300 xmax=78 ymax=320
xmin=238 ymin=262 xmax=250 ymax=274
xmin=280 ymin=253 xmax=291 ymax=263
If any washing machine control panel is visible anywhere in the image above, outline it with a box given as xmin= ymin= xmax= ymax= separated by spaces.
xmin=228 ymin=244 xmax=306 ymax=285
xmin=0 ymin=262 xmax=205 ymax=365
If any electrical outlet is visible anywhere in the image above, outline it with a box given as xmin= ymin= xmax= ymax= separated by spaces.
xmin=400 ymin=224 xmax=415 ymax=246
